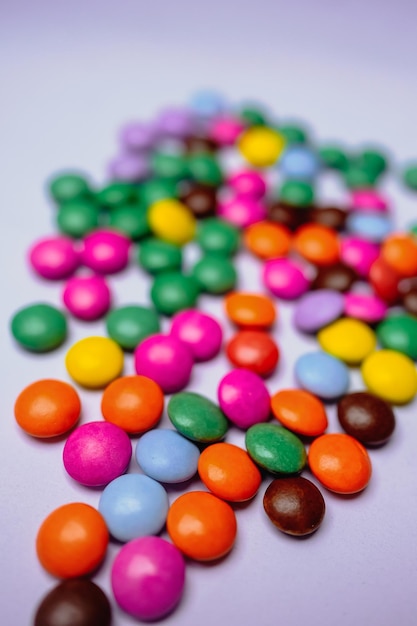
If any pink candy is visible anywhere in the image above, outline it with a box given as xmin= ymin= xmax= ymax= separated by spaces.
xmin=29 ymin=236 xmax=80 ymax=280
xmin=134 ymin=334 xmax=194 ymax=394
xmin=350 ymin=189 xmax=389 ymax=213
xmin=218 ymin=368 xmax=270 ymax=429
xmin=81 ymin=229 xmax=131 ymax=274
xmin=170 ymin=309 xmax=223 ymax=362
xmin=340 ymin=236 xmax=380 ymax=278
xmin=62 ymin=274 xmax=111 ymax=320
xmin=209 ymin=116 xmax=245 ymax=146
xmin=344 ymin=292 xmax=388 ymax=323
xmin=263 ymin=258 xmax=310 ymax=299
xmin=218 ymin=196 xmax=267 ymax=228
xmin=228 ymin=170 xmax=267 ymax=199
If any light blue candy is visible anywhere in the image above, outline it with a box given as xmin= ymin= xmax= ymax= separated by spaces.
xmin=279 ymin=146 xmax=321 ymax=180
xmin=189 ymin=90 xmax=226 ymax=118
xmin=346 ymin=211 xmax=393 ymax=242
xmin=98 ymin=474 xmax=169 ymax=542
xmin=136 ymin=428 xmax=200 ymax=483
xmin=294 ymin=351 xmax=350 ymax=399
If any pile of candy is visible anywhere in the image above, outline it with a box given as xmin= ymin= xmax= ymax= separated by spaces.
xmin=10 ymin=91 xmax=417 ymax=625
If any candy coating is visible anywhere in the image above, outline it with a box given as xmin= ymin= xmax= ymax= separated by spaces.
xmin=245 ymin=423 xmax=306 ymax=474
xmin=134 ymin=334 xmax=193 ymax=393
xmin=168 ymin=391 xmax=228 ymax=442
xmin=361 ymin=350 xmax=417 ymax=404
xmin=295 ymin=351 xmax=350 ymax=399
xmin=218 ymin=368 xmax=270 ymax=429
xmin=11 ymin=303 xmax=67 ymax=352
xmin=65 ymin=336 xmax=123 ymax=388
xmin=136 ymin=428 xmax=200 ymax=483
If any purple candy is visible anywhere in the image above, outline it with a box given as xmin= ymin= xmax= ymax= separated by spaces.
xmin=155 ymin=108 xmax=195 ymax=137
xmin=107 ymin=153 xmax=150 ymax=182
xmin=217 ymin=368 xmax=270 ymax=429
xmin=293 ymin=289 xmax=345 ymax=333
xmin=170 ymin=309 xmax=223 ymax=362
xmin=119 ymin=121 xmax=159 ymax=152
xmin=134 ymin=334 xmax=193 ymax=394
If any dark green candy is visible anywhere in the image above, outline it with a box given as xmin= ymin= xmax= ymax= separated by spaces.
xmin=138 ymin=238 xmax=182 ymax=275
xmin=279 ymin=180 xmax=314 ymax=207
xmin=245 ymin=423 xmax=306 ymax=474
xmin=57 ymin=199 xmax=100 ymax=238
xmin=106 ymin=305 xmax=160 ymax=350
xmin=138 ymin=179 xmax=178 ymax=207
xmin=187 ymin=154 xmax=223 ymax=186
xmin=196 ymin=218 xmax=240 ymax=256
xmin=191 ymin=255 xmax=237 ymax=294
xmin=11 ymin=303 xmax=67 ymax=352
xmin=150 ymin=272 xmax=200 ymax=316
xmin=96 ymin=182 xmax=137 ymax=209
xmin=278 ymin=124 xmax=308 ymax=145
xmin=151 ymin=152 xmax=189 ymax=181
xmin=49 ymin=172 xmax=91 ymax=204
xmin=108 ymin=203 xmax=150 ymax=240
xmin=239 ymin=105 xmax=268 ymax=127
xmin=403 ymin=163 xmax=417 ymax=191
xmin=343 ymin=165 xmax=378 ymax=189
xmin=355 ymin=148 xmax=388 ymax=177
xmin=168 ymin=391 xmax=229 ymax=442
xmin=319 ymin=145 xmax=350 ymax=171
xmin=376 ymin=314 xmax=417 ymax=360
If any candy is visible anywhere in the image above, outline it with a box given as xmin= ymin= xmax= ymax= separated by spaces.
xmin=293 ymin=224 xmax=339 ymax=266
xmin=108 ymin=202 xmax=150 ymax=240
xmin=229 ymin=169 xmax=266 ymax=199
xmin=105 ymin=304 xmax=160 ymax=350
xmin=311 ymin=262 xmax=357 ymax=292
xmin=224 ymin=291 xmax=276 ymax=328
xmin=209 ymin=115 xmax=245 ymax=145
xmin=156 ymin=107 xmax=194 ymax=137
xmin=111 ymin=537 xmax=185 ymax=621
xmin=268 ymin=200 xmax=309 ymax=230
xmin=263 ymin=257 xmax=310 ymax=299
xmin=337 ymin=392 xmax=396 ymax=445
xmin=107 ymin=152 xmax=150 ymax=182
xmin=344 ymin=292 xmax=387 ymax=323
xmin=11 ymin=303 xmax=67 ymax=352
xmin=279 ymin=123 xmax=308 ymax=145
xmin=279 ymin=145 xmax=321 ymax=180
xmin=148 ymin=198 xmax=196 ymax=245
xmin=368 ymin=256 xmax=401 ymax=304
xmin=119 ymin=120 xmax=159 ymax=151
xmin=150 ymin=271 xmax=200 ymax=315
xmin=350 ymin=188 xmax=388 ymax=212
xmin=346 ymin=212 xmax=393 ymax=242
xmin=98 ymin=474 xmax=169 ymax=542
xmin=279 ymin=180 xmax=314 ymax=207
xmin=151 ymin=152 xmax=189 ymax=181
xmin=218 ymin=368 xmax=270 ymax=429
xmin=80 ymin=229 xmax=130 ymax=274
xmin=217 ymin=196 xmax=267 ymax=228
xmin=295 ymin=351 xmax=350 ymax=399
xmin=62 ymin=275 xmax=111 ymax=321
xmin=170 ymin=308 xmax=223 ymax=361
xmin=138 ymin=178 xmax=177 ymax=206
xmin=244 ymin=220 xmax=292 ymax=259
xmin=381 ymin=233 xmax=417 ymax=277
xmin=63 ymin=421 xmax=132 ymax=487
xmin=168 ymin=391 xmax=228 ymax=442
xmin=402 ymin=285 xmax=417 ymax=316
xmin=36 ymin=503 xmax=109 ymax=578
xmin=29 ymin=236 xmax=80 ymax=280
xmin=238 ymin=126 xmax=285 ymax=167
xmin=403 ymin=162 xmax=417 ymax=190
xmin=361 ymin=349 xmax=417 ymax=404
xmin=96 ymin=182 xmax=137 ymax=208
xmin=263 ymin=477 xmax=325 ymax=536
xmin=245 ymin=423 xmax=306 ymax=474
xmin=319 ymin=144 xmax=349 ymax=170
xmin=184 ymin=135 xmax=217 ymax=154
xmin=65 ymin=336 xmax=123 ymax=388
xmin=134 ymin=334 xmax=193 ymax=393
xmin=226 ymin=330 xmax=279 ymax=377
xmin=136 ymin=428 xmax=200 ymax=483
xmin=138 ymin=237 xmax=182 ymax=274
xmin=188 ymin=152 xmax=223 ymax=186
xmin=196 ymin=217 xmax=240 ymax=256
xmin=14 ymin=379 xmax=80 ymax=438
xmin=167 ymin=491 xmax=237 ymax=560
xmin=49 ymin=172 xmax=91 ymax=204
xmin=180 ymin=184 xmax=217 ymax=218
xmin=57 ymin=198 xmax=99 ymax=239
xmin=377 ymin=314 xmax=417 ymax=360
xmin=317 ymin=318 xmax=376 ymax=364
xmin=340 ymin=236 xmax=380 ymax=277
xmin=309 ymin=206 xmax=347 ymax=231
xmin=191 ymin=254 xmax=237 ymax=294
xmin=293 ymin=289 xmax=344 ymax=333
xmin=271 ymin=389 xmax=327 ymax=437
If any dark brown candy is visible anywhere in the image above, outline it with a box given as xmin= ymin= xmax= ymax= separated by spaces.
xmin=402 ymin=287 xmax=417 ymax=316
xmin=180 ymin=184 xmax=217 ymax=218
xmin=268 ymin=201 xmax=310 ymax=231
xmin=337 ymin=391 xmax=396 ymax=446
xmin=34 ymin=579 xmax=112 ymax=626
xmin=312 ymin=262 xmax=357 ymax=292
xmin=183 ymin=134 xmax=217 ymax=154
xmin=263 ymin=477 xmax=325 ymax=536
xmin=309 ymin=206 xmax=347 ymax=231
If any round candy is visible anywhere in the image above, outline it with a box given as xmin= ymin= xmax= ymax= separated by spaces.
xmin=361 ymin=349 xmax=417 ymax=404
xmin=344 ymin=292 xmax=387 ymax=323
xmin=62 ymin=275 xmax=111 ymax=321
xmin=218 ymin=369 xmax=270 ymax=429
xmin=63 ymin=421 xmax=132 ymax=487
xmin=318 ymin=317 xmax=377 ymax=364
xmin=34 ymin=579 xmax=112 ymax=626
xmin=263 ymin=477 xmax=325 ymax=536
xmin=309 ymin=206 xmax=347 ymax=231
xmin=137 ymin=238 xmax=182 ymax=275
xmin=107 ymin=152 xmax=150 ymax=182
xmin=150 ymin=271 xmax=200 ymax=316
xmin=99 ymin=474 xmax=169 ymax=542
xmin=263 ymin=257 xmax=310 ymax=299
xmin=80 ymin=229 xmax=130 ymax=274
xmin=184 ymin=134 xmax=217 ymax=154
xmin=346 ymin=212 xmax=393 ymax=243
xmin=96 ymin=182 xmax=137 ymax=209
xmin=29 ymin=236 xmax=80 ymax=280
xmin=218 ymin=196 xmax=267 ymax=228
xmin=106 ymin=305 xmax=160 ymax=351
xmin=111 ymin=537 xmax=185 ymax=621
xmin=198 ymin=442 xmax=261 ymax=501
xmin=148 ymin=198 xmax=196 ymax=245
xmin=295 ymin=351 xmax=350 ymax=399
xmin=11 ymin=303 xmax=67 ymax=352
xmin=151 ymin=152 xmax=188 ymax=181
xmin=209 ymin=115 xmax=245 ymax=145
xmin=191 ymin=254 xmax=237 ymax=294
xmin=238 ymin=103 xmax=268 ymax=126
xmin=308 ymin=433 xmax=372 ymax=494
xmin=65 ymin=336 xmax=123 ymax=388
xmin=101 ymin=375 xmax=164 ymax=434
xmin=188 ymin=153 xmax=223 ymax=186
xmin=244 ymin=220 xmax=292 ymax=259
xmin=138 ymin=178 xmax=177 ymax=207
xmin=196 ymin=218 xmax=240 ymax=256
xmin=340 ymin=236 xmax=379 ymax=278
xmin=381 ymin=233 xmax=417 ymax=277
xmin=226 ymin=330 xmax=279 ymax=377
xmin=293 ymin=289 xmax=345 ymax=333
xmin=180 ymin=184 xmax=217 ymax=218
xmin=376 ymin=313 xmax=417 ymax=360
xmin=402 ymin=285 xmax=417 ymax=316
xmin=355 ymin=148 xmax=388 ymax=177
xmin=170 ymin=309 xmax=222 ymax=361
xmin=293 ymin=224 xmax=339 ymax=266
xmin=36 ymin=503 xmax=109 ymax=578
xmin=136 ymin=428 xmax=200 ymax=483
xmin=155 ymin=107 xmax=194 ymax=137
xmin=271 ymin=389 xmax=328 ymax=437
xmin=108 ymin=203 xmax=150 ymax=240
xmin=14 ymin=379 xmax=80 ymax=438
xmin=319 ymin=144 xmax=349 ymax=170
xmin=344 ymin=164 xmax=378 ymax=189
xmin=168 ymin=391 xmax=228 ymax=442
xmin=337 ymin=391 xmax=396 ymax=445
xmin=119 ymin=120 xmax=159 ymax=151
xmin=369 ymin=256 xmax=401 ymax=304
xmin=224 ymin=292 xmax=276 ymax=328
xmin=245 ymin=423 xmax=306 ymax=474
xmin=229 ymin=169 xmax=266 ymax=199
xmin=279 ymin=145 xmax=320 ymax=180
xmin=49 ymin=172 xmax=91 ymax=204
xmin=279 ymin=123 xmax=308 ymax=145
xmin=268 ymin=200 xmax=310 ymax=230
xmin=350 ymin=188 xmax=388 ymax=212
xmin=167 ymin=491 xmax=237 ymax=561
xmin=403 ymin=162 xmax=417 ymax=190
xmin=279 ymin=180 xmax=314 ymax=207
xmin=312 ymin=262 xmax=357 ymax=292
xmin=238 ymin=126 xmax=285 ymax=167
xmin=134 ymin=334 xmax=193 ymax=393
xmin=189 ymin=89 xmax=226 ymax=118
xmin=57 ymin=199 xmax=100 ymax=239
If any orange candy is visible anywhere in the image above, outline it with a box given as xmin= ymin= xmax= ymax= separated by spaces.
xmin=198 ymin=442 xmax=262 ymax=502
xmin=381 ymin=233 xmax=417 ymax=277
xmin=14 ymin=379 xmax=81 ymax=438
xmin=36 ymin=503 xmax=109 ymax=578
xmin=308 ymin=433 xmax=372 ymax=494
xmin=224 ymin=292 xmax=276 ymax=329
xmin=101 ymin=375 xmax=164 ymax=434
xmin=293 ymin=224 xmax=339 ymax=266
xmin=167 ymin=491 xmax=237 ymax=561
xmin=244 ymin=220 xmax=292 ymax=260
xmin=271 ymin=389 xmax=328 ymax=436
xmin=226 ymin=330 xmax=279 ymax=377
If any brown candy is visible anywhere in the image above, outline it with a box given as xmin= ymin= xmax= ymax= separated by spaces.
xmin=311 ymin=262 xmax=357 ymax=292
xmin=263 ymin=477 xmax=325 ymax=536
xmin=268 ymin=201 xmax=310 ymax=231
xmin=309 ymin=206 xmax=347 ymax=231
xmin=402 ymin=287 xmax=417 ymax=316
xmin=34 ymin=579 xmax=112 ymax=626
xmin=180 ymin=184 xmax=217 ymax=218
xmin=183 ymin=134 xmax=217 ymax=154
xmin=337 ymin=391 xmax=396 ymax=446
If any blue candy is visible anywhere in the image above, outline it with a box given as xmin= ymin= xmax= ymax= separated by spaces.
xmin=346 ymin=211 xmax=393 ymax=242
xmin=294 ymin=351 xmax=350 ymax=399
xmin=189 ymin=90 xmax=226 ymax=118
xmin=136 ymin=428 xmax=200 ymax=483
xmin=279 ymin=146 xmax=321 ymax=180
xmin=99 ymin=474 xmax=169 ymax=542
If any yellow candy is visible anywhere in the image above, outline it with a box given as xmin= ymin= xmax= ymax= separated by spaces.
xmin=238 ymin=127 xmax=285 ymax=167
xmin=65 ymin=336 xmax=123 ymax=388
xmin=361 ymin=349 xmax=417 ymax=404
xmin=148 ymin=199 xmax=196 ymax=246
xmin=318 ymin=317 xmax=376 ymax=365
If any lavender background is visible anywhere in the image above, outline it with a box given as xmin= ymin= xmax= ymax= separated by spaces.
xmin=1 ymin=1 xmax=417 ymax=625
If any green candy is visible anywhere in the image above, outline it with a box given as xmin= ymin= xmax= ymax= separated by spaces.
xmin=168 ymin=391 xmax=229 ymax=442
xmin=409 ymin=223 xmax=417 ymax=237
xmin=11 ymin=303 xmax=67 ymax=352
xmin=96 ymin=182 xmax=137 ymax=208
xmin=196 ymin=218 xmax=240 ymax=256
xmin=138 ymin=238 xmax=182 ymax=275
xmin=355 ymin=149 xmax=388 ymax=177
xmin=403 ymin=163 xmax=417 ymax=191
xmin=57 ymin=198 xmax=100 ymax=238
xmin=108 ymin=203 xmax=150 ymax=240
xmin=279 ymin=180 xmax=314 ymax=207
xmin=187 ymin=153 xmax=223 ymax=186
xmin=238 ymin=105 xmax=268 ymax=127
xmin=278 ymin=124 xmax=308 ymax=145
xmin=151 ymin=152 xmax=189 ymax=181
xmin=49 ymin=173 xmax=91 ymax=204
xmin=343 ymin=165 xmax=378 ymax=189
xmin=376 ymin=314 xmax=417 ymax=360
xmin=106 ymin=305 xmax=160 ymax=351
xmin=150 ymin=272 xmax=200 ymax=316
xmin=138 ymin=179 xmax=178 ymax=207
xmin=192 ymin=255 xmax=237 ymax=294
xmin=245 ymin=423 xmax=306 ymax=474
xmin=319 ymin=145 xmax=350 ymax=171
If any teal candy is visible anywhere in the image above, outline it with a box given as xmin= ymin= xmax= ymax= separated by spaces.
xmin=187 ymin=153 xmax=223 ymax=187
xmin=191 ymin=255 xmax=237 ymax=294
xmin=106 ymin=305 xmax=160 ymax=350
xmin=96 ymin=182 xmax=137 ymax=208
xmin=11 ymin=303 xmax=67 ymax=352
xmin=49 ymin=172 xmax=91 ymax=204
xmin=196 ymin=218 xmax=240 ymax=256
xmin=150 ymin=272 xmax=200 ymax=316
xmin=245 ymin=423 xmax=306 ymax=474
xmin=108 ymin=203 xmax=150 ymax=240
xmin=168 ymin=391 xmax=229 ymax=442
xmin=138 ymin=179 xmax=178 ymax=207
xmin=376 ymin=314 xmax=417 ymax=360
xmin=57 ymin=199 xmax=100 ymax=238
xmin=138 ymin=239 xmax=182 ymax=275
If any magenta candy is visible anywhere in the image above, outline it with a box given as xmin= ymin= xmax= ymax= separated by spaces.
xmin=111 ymin=536 xmax=185 ymax=621
xmin=350 ymin=189 xmax=388 ymax=213
xmin=63 ymin=421 xmax=132 ymax=487
xmin=81 ymin=229 xmax=131 ymax=275
xmin=340 ymin=236 xmax=380 ymax=278
xmin=62 ymin=274 xmax=111 ymax=320
xmin=29 ymin=236 xmax=80 ymax=280
xmin=344 ymin=292 xmax=388 ymax=323
xmin=218 ymin=196 xmax=266 ymax=228
xmin=228 ymin=170 xmax=267 ymax=199
xmin=217 ymin=368 xmax=270 ymax=429
xmin=134 ymin=334 xmax=193 ymax=394
xmin=263 ymin=258 xmax=310 ymax=299
xmin=209 ymin=116 xmax=245 ymax=146
xmin=170 ymin=309 xmax=223 ymax=362
xmin=107 ymin=153 xmax=150 ymax=182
